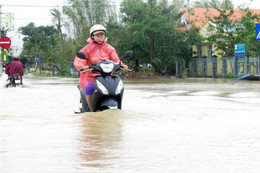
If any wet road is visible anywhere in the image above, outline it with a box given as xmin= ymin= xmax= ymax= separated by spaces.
xmin=1 ymin=74 xmax=260 ymax=173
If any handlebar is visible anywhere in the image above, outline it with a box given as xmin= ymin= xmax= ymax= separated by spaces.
xmin=80 ymin=68 xmax=132 ymax=73
xmin=120 ymin=68 xmax=132 ymax=72
xmin=80 ymin=68 xmax=93 ymax=73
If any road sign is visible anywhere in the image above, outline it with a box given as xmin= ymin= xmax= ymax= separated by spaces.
xmin=256 ymin=23 xmax=260 ymax=40
xmin=235 ymin=43 xmax=246 ymax=57
xmin=34 ymin=57 xmax=40 ymax=61
xmin=0 ymin=36 xmax=11 ymax=49
xmin=1 ymin=13 xmax=14 ymax=31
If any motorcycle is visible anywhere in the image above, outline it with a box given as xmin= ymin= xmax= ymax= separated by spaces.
xmin=5 ymin=73 xmax=23 ymax=88
xmin=75 ymin=50 xmax=133 ymax=113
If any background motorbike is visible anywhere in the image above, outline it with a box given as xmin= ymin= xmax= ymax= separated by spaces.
xmin=6 ymin=73 xmax=23 ymax=88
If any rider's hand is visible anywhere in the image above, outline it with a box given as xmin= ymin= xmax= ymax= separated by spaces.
xmin=122 ymin=64 xmax=128 ymax=71
xmin=81 ymin=65 xmax=89 ymax=71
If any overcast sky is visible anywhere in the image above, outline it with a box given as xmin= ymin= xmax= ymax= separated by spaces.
xmin=1 ymin=0 xmax=259 ymax=30
xmin=0 ymin=0 xmax=259 ymax=53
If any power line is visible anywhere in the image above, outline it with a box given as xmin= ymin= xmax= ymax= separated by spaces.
xmin=0 ymin=3 xmax=121 ymax=8
xmin=14 ymin=17 xmax=70 ymax=21
xmin=15 ymin=18 xmax=53 ymax=20
xmin=1 ymin=4 xmax=68 ymax=8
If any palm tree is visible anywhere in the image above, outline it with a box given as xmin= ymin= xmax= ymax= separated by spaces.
xmin=50 ymin=8 xmax=63 ymax=40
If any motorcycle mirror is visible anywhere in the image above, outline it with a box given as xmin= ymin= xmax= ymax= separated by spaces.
xmin=123 ymin=50 xmax=133 ymax=58
xmin=76 ymin=52 xmax=89 ymax=60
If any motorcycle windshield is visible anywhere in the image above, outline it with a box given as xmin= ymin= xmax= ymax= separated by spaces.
xmin=95 ymin=76 xmax=121 ymax=95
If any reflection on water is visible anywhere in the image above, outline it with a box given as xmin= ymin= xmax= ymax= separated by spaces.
xmin=78 ymin=110 xmax=125 ymax=169
xmin=1 ymin=75 xmax=260 ymax=172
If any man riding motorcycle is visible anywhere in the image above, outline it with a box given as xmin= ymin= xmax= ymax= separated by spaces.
xmin=74 ymin=24 xmax=128 ymax=112
xmin=4 ymin=54 xmax=25 ymax=86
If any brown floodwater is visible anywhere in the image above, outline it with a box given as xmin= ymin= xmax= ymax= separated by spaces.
xmin=1 ymin=74 xmax=260 ymax=173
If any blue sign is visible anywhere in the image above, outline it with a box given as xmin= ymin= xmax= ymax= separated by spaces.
xmin=235 ymin=44 xmax=246 ymax=57
xmin=256 ymin=23 xmax=260 ymax=40
xmin=34 ymin=57 xmax=40 ymax=61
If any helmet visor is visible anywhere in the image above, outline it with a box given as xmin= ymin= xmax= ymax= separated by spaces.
xmin=93 ymin=31 xmax=105 ymax=36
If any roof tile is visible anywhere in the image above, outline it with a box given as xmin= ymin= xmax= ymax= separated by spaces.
xmin=180 ymin=8 xmax=260 ymax=29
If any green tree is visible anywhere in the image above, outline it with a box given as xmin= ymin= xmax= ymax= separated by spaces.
xmin=235 ymin=9 xmax=260 ymax=56
xmin=207 ymin=7 xmax=260 ymax=57
xmin=120 ymin=0 xmax=149 ymax=71
xmin=207 ymin=8 xmax=238 ymax=56
xmin=62 ymin=0 xmax=116 ymax=43
xmin=192 ymin=0 xmax=233 ymax=9
xmin=50 ymin=8 xmax=64 ymax=40
xmin=42 ymin=0 xmax=203 ymax=76
xmin=120 ymin=0 xmax=185 ymax=74
xmin=19 ymin=23 xmax=58 ymax=73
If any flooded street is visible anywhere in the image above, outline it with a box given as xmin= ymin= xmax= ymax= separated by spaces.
xmin=1 ymin=74 xmax=260 ymax=173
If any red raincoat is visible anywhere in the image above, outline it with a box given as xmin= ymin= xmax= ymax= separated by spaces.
xmin=74 ymin=38 xmax=122 ymax=90
xmin=4 ymin=58 xmax=25 ymax=79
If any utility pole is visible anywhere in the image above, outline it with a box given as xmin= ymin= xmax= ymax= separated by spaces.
xmin=0 ymin=5 xmax=2 ymax=38
xmin=187 ymin=0 xmax=190 ymax=30
xmin=0 ymin=5 xmax=2 ymax=75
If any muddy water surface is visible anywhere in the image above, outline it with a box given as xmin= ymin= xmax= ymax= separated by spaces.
xmin=1 ymin=74 xmax=260 ymax=173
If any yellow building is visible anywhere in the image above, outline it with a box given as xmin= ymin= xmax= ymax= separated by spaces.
xmin=180 ymin=8 xmax=260 ymax=76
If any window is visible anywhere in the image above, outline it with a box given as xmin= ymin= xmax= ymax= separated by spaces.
xmin=205 ymin=28 xmax=210 ymax=35
xmin=197 ymin=47 xmax=202 ymax=58
xmin=208 ymin=45 xmax=212 ymax=58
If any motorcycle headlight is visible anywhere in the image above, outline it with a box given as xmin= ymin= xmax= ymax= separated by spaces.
xmin=115 ymin=80 xmax=123 ymax=95
xmin=100 ymin=63 xmax=114 ymax=73
xmin=96 ymin=80 xmax=108 ymax=95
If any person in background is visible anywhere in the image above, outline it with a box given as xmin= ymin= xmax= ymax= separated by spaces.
xmin=4 ymin=54 xmax=25 ymax=82
xmin=74 ymin=24 xmax=128 ymax=112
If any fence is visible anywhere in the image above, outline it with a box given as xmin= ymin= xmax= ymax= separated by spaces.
xmin=189 ymin=55 xmax=260 ymax=78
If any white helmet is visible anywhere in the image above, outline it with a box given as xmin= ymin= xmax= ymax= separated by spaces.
xmin=89 ymin=24 xmax=106 ymax=37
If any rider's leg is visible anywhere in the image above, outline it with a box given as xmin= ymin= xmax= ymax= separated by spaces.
xmin=86 ymin=95 xmax=93 ymax=112
xmin=8 ymin=74 xmax=12 ymax=80
xmin=85 ymin=83 xmax=96 ymax=112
